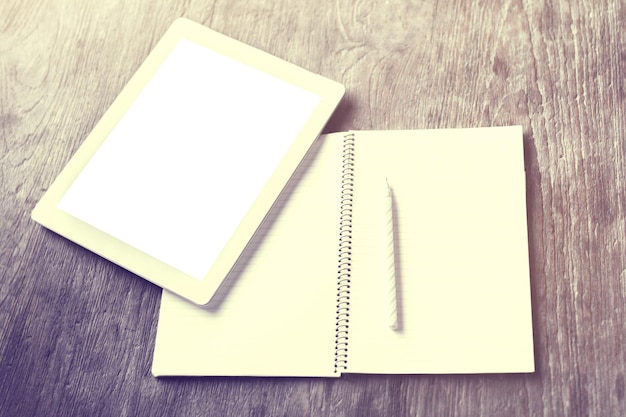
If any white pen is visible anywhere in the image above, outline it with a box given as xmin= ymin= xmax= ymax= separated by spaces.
xmin=384 ymin=178 xmax=399 ymax=330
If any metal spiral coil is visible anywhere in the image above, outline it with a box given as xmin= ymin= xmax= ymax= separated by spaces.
xmin=334 ymin=132 xmax=355 ymax=373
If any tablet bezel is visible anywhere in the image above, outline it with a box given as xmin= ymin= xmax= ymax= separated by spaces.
xmin=31 ymin=18 xmax=344 ymax=305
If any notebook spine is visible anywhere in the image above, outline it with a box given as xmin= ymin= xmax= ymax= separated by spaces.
xmin=334 ymin=132 xmax=355 ymax=373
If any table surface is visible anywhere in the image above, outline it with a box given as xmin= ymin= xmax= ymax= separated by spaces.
xmin=1 ymin=0 xmax=625 ymax=416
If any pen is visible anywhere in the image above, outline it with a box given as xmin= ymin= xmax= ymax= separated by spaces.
xmin=384 ymin=178 xmax=398 ymax=330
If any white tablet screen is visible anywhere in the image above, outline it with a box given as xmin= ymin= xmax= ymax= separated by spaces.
xmin=57 ymin=38 xmax=321 ymax=280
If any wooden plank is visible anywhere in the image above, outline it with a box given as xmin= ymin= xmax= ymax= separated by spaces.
xmin=1 ymin=0 xmax=625 ymax=415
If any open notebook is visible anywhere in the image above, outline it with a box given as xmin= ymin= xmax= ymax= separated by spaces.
xmin=152 ymin=126 xmax=535 ymax=377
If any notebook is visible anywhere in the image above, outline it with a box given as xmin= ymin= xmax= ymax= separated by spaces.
xmin=152 ymin=126 xmax=535 ymax=377
xmin=30 ymin=18 xmax=344 ymax=305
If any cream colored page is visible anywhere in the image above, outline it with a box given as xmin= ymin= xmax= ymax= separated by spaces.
xmin=152 ymin=134 xmax=342 ymax=377
xmin=346 ymin=127 xmax=534 ymax=374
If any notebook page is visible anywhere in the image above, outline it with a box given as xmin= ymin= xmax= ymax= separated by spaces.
xmin=152 ymin=134 xmax=342 ymax=377
xmin=346 ymin=127 xmax=534 ymax=374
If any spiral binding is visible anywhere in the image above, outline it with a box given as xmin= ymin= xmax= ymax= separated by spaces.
xmin=334 ymin=132 xmax=355 ymax=373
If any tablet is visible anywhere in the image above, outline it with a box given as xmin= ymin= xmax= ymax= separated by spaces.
xmin=32 ymin=18 xmax=344 ymax=305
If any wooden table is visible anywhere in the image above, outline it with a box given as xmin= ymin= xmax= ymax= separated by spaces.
xmin=1 ymin=0 xmax=624 ymax=415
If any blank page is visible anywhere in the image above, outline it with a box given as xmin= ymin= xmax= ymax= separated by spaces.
xmin=152 ymin=134 xmax=342 ymax=376
xmin=346 ymin=127 xmax=534 ymax=374
xmin=57 ymin=38 xmax=321 ymax=280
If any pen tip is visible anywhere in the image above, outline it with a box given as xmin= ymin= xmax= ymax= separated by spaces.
xmin=385 ymin=178 xmax=392 ymax=194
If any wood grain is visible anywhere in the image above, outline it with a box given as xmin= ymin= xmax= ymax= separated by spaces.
xmin=1 ymin=0 xmax=625 ymax=415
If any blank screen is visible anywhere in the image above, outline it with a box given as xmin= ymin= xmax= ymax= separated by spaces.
xmin=57 ymin=38 xmax=321 ymax=280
